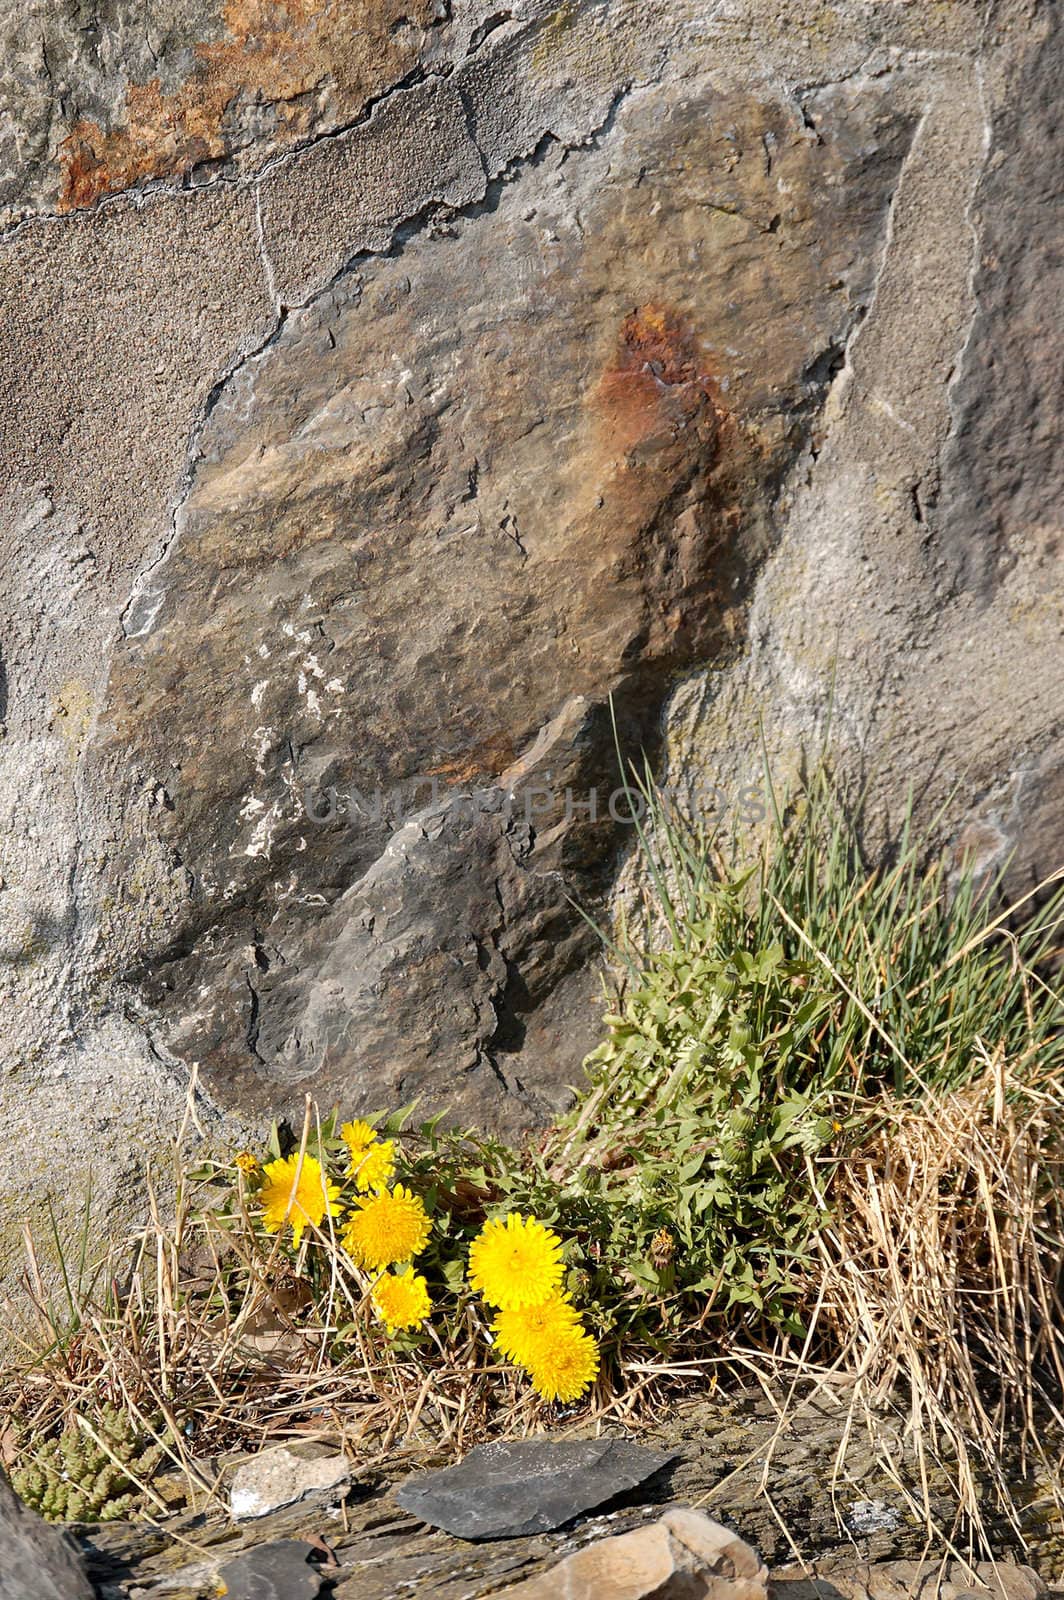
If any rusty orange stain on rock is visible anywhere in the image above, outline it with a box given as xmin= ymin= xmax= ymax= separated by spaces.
xmin=594 ymin=303 xmax=729 ymax=461
xmin=582 ymin=301 xmax=753 ymax=670
xmin=423 ymin=732 xmax=519 ymax=785
xmin=58 ymin=0 xmax=439 ymax=211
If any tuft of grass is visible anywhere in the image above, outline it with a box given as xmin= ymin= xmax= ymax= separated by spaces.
xmin=606 ymin=756 xmax=1064 ymax=1103
xmin=554 ymin=758 xmax=1064 ymax=1340
xmin=589 ymin=756 xmax=1064 ymax=1550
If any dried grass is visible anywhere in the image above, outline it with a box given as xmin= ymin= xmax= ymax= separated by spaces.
xmin=807 ymin=1046 xmax=1064 ymax=1549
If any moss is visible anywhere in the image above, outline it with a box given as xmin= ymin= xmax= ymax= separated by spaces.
xmin=530 ymin=1 xmax=580 ymax=74
xmin=49 ymin=677 xmax=94 ymax=752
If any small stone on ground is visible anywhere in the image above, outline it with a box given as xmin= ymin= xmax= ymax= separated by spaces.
xmin=493 ymin=1507 xmax=769 ymax=1599
xmin=844 ymin=1501 xmax=901 ymax=1536
xmin=229 ymin=1447 xmax=350 ymax=1522
xmin=217 ymin=1539 xmax=324 ymax=1599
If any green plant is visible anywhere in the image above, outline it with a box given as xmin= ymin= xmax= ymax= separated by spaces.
xmin=12 ymin=1403 xmax=164 ymax=1522
xmin=555 ymin=754 xmax=1062 ymax=1319
xmin=565 ymin=914 xmax=836 ymax=1329
xmin=618 ymin=757 xmax=1064 ymax=1103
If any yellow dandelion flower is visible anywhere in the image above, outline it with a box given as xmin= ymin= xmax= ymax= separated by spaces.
xmin=468 ymin=1213 xmax=564 ymax=1309
xmin=491 ymin=1292 xmax=581 ymax=1365
xmin=343 ymin=1185 xmax=430 ymax=1269
xmin=354 ymin=1139 xmax=396 ymax=1192
xmin=341 ymin=1119 xmax=377 ymax=1158
xmin=525 ymin=1322 xmax=600 ymax=1403
xmin=234 ymin=1150 xmax=258 ymax=1174
xmin=371 ymin=1270 xmax=432 ymax=1332
xmin=259 ymin=1154 xmax=340 ymax=1246
xmin=340 ymin=1120 xmax=396 ymax=1191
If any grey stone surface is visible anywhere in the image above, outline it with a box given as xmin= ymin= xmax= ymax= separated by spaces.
xmin=917 ymin=9 xmax=1061 ymax=605
xmin=0 ymin=1467 xmax=94 ymax=1600
xmin=627 ymin=0 xmax=1064 ymax=916
xmin=0 ymin=0 xmax=1060 ymax=1264
xmin=258 ymin=73 xmax=488 ymax=307
xmin=396 ymin=1438 xmax=674 ymax=1539
xmin=771 ymin=1559 xmax=1047 ymax=1600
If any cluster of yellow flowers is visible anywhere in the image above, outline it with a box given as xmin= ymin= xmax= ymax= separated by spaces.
xmin=245 ymin=1130 xmax=600 ymax=1402
xmin=468 ymin=1213 xmax=599 ymax=1402
xmin=253 ymin=1121 xmax=433 ymax=1334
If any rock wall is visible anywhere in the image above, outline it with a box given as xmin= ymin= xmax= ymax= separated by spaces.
xmin=0 ymin=0 xmax=1060 ymax=1258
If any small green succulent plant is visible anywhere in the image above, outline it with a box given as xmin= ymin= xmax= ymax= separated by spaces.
xmin=13 ymin=1403 xmax=163 ymax=1522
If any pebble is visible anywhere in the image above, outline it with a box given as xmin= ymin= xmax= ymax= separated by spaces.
xmin=229 ymin=1447 xmax=350 ymax=1523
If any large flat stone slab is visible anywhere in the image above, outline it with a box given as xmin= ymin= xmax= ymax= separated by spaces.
xmin=396 ymin=1438 xmax=675 ymax=1540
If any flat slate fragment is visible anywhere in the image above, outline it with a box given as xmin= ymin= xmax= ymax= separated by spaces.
xmin=396 ymin=1438 xmax=675 ymax=1541
xmin=219 ymin=1539 xmax=325 ymax=1600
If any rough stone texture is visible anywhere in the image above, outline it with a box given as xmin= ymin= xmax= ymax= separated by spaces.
xmin=772 ymin=1559 xmax=1047 ymax=1600
xmin=67 ymin=1393 xmax=1064 ymax=1596
xmin=83 ymin=52 xmax=915 ymax=1129
xmin=396 ymin=1438 xmax=674 ymax=1538
xmin=0 ymin=0 xmax=1061 ymax=1254
xmin=492 ymin=1507 xmax=769 ymax=1599
xmin=0 ymin=1466 xmax=95 ymax=1600
xmin=631 ymin=0 xmax=1064 ymax=918
xmin=0 ymin=0 xmax=512 ymax=225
